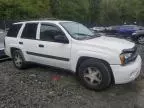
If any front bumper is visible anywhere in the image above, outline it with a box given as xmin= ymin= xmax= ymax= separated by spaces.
xmin=111 ymin=55 xmax=142 ymax=84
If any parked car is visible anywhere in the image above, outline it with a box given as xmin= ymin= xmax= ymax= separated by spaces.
xmin=118 ymin=25 xmax=143 ymax=36
xmin=132 ymin=30 xmax=144 ymax=44
xmin=0 ymin=31 xmax=7 ymax=59
xmin=105 ymin=25 xmax=144 ymax=43
xmin=5 ymin=20 xmax=142 ymax=90
xmin=105 ymin=25 xmax=121 ymax=35
xmin=91 ymin=26 xmax=105 ymax=32
xmin=90 ymin=28 xmax=106 ymax=36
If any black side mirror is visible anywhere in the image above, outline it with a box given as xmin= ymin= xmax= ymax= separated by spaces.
xmin=54 ymin=35 xmax=69 ymax=44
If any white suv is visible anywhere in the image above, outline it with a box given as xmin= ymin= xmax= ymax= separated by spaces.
xmin=5 ymin=20 xmax=142 ymax=90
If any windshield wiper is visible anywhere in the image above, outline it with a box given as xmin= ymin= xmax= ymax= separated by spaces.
xmin=73 ymin=33 xmax=100 ymax=40
xmin=74 ymin=33 xmax=93 ymax=37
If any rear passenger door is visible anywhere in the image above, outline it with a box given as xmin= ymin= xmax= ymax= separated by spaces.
xmin=19 ymin=23 xmax=39 ymax=62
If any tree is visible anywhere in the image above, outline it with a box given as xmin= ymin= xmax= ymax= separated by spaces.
xmin=1 ymin=0 xmax=144 ymax=25
xmin=89 ymin=0 xmax=100 ymax=24
xmin=0 ymin=0 xmax=51 ymax=20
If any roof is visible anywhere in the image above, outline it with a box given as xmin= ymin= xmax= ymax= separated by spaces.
xmin=14 ymin=20 xmax=72 ymax=25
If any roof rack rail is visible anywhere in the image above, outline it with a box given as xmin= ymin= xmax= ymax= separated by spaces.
xmin=38 ymin=18 xmax=57 ymax=20
xmin=19 ymin=18 xmax=58 ymax=22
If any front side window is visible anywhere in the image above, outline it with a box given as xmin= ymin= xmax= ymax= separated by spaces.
xmin=7 ymin=24 xmax=22 ymax=37
xmin=21 ymin=23 xmax=38 ymax=39
xmin=40 ymin=24 xmax=65 ymax=42
xmin=60 ymin=22 xmax=97 ymax=40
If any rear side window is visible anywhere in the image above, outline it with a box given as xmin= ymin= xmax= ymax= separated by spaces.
xmin=7 ymin=24 xmax=22 ymax=37
xmin=21 ymin=23 xmax=38 ymax=39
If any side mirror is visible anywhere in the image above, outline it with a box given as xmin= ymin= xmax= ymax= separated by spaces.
xmin=54 ymin=35 xmax=69 ymax=44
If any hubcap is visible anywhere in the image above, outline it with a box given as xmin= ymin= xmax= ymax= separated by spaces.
xmin=138 ymin=37 xmax=144 ymax=44
xmin=83 ymin=67 xmax=102 ymax=85
xmin=14 ymin=53 xmax=22 ymax=67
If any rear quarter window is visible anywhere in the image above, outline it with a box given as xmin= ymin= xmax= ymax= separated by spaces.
xmin=21 ymin=23 xmax=38 ymax=39
xmin=7 ymin=24 xmax=22 ymax=37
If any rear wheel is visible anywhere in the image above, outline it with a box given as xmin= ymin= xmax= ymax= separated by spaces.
xmin=78 ymin=59 xmax=112 ymax=90
xmin=12 ymin=50 xmax=27 ymax=69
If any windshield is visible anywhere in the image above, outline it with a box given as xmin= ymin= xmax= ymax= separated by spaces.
xmin=60 ymin=22 xmax=97 ymax=40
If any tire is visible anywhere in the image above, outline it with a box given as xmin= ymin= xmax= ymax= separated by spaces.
xmin=78 ymin=59 xmax=111 ymax=91
xmin=137 ymin=36 xmax=144 ymax=44
xmin=12 ymin=50 xmax=27 ymax=69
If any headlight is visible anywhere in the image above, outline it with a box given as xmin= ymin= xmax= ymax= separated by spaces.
xmin=120 ymin=46 xmax=138 ymax=65
xmin=120 ymin=53 xmax=133 ymax=65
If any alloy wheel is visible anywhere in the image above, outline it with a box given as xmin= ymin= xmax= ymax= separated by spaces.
xmin=83 ymin=67 xmax=102 ymax=85
xmin=13 ymin=52 xmax=22 ymax=67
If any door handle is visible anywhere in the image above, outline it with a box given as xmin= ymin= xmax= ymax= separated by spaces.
xmin=19 ymin=42 xmax=23 ymax=45
xmin=39 ymin=44 xmax=44 ymax=48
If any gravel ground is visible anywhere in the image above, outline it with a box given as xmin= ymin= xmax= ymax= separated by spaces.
xmin=0 ymin=44 xmax=144 ymax=108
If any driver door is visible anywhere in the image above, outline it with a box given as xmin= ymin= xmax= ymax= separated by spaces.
xmin=35 ymin=23 xmax=71 ymax=69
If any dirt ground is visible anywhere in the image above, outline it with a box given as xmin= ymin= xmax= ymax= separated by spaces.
xmin=0 ymin=44 xmax=144 ymax=108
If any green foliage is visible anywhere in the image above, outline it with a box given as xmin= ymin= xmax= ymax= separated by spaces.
xmin=99 ymin=0 xmax=144 ymax=25
xmin=50 ymin=0 xmax=90 ymax=22
xmin=0 ymin=0 xmax=51 ymax=20
xmin=0 ymin=0 xmax=144 ymax=25
xmin=89 ymin=0 xmax=100 ymax=23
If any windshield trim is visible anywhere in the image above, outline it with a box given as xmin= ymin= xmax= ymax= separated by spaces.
xmin=59 ymin=22 xmax=75 ymax=39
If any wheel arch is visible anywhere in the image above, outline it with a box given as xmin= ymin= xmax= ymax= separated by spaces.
xmin=10 ymin=47 xmax=21 ymax=57
xmin=76 ymin=56 xmax=115 ymax=84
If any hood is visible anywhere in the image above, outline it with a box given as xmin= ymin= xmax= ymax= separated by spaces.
xmin=81 ymin=36 xmax=135 ymax=53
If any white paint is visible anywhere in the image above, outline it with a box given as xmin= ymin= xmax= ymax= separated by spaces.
xmin=5 ymin=20 xmax=142 ymax=84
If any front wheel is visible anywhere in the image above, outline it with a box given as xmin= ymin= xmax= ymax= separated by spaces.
xmin=78 ymin=59 xmax=112 ymax=91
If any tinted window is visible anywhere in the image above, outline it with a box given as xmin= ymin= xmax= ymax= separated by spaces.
xmin=21 ymin=23 xmax=38 ymax=39
xmin=7 ymin=24 xmax=22 ymax=37
xmin=40 ymin=24 xmax=64 ymax=42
